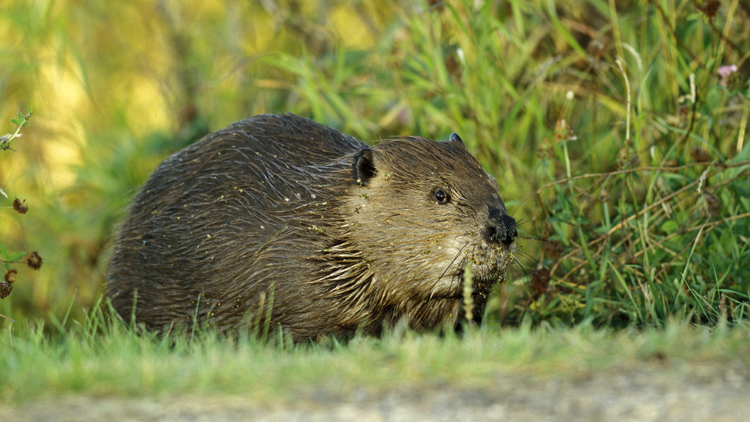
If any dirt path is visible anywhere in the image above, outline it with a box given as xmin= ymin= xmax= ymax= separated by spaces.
xmin=3 ymin=363 xmax=748 ymax=422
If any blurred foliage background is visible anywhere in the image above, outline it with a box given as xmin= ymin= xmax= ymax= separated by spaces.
xmin=1 ymin=0 xmax=749 ymax=330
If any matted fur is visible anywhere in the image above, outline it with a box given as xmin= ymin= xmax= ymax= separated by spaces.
xmin=107 ymin=114 xmax=516 ymax=342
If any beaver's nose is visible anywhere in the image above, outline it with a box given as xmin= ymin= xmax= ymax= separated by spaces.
xmin=485 ymin=209 xmax=517 ymax=246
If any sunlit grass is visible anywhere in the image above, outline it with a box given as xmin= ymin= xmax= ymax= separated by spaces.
xmin=1 ymin=0 xmax=749 ymax=379
xmin=2 ymin=302 xmax=750 ymax=403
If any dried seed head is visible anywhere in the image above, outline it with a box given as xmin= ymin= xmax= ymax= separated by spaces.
xmin=701 ymin=192 xmax=722 ymax=217
xmin=4 ymin=269 xmax=17 ymax=283
xmin=13 ymin=198 xmax=28 ymax=214
xmin=543 ymin=239 xmax=562 ymax=260
xmin=700 ymin=1 xmax=720 ymax=19
xmin=530 ymin=265 xmax=551 ymax=295
xmin=690 ymin=147 xmax=710 ymax=163
xmin=27 ymin=251 xmax=43 ymax=270
xmin=445 ymin=54 xmax=462 ymax=79
xmin=0 ymin=281 xmax=12 ymax=299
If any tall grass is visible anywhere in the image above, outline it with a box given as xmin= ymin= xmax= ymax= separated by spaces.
xmin=0 ymin=0 xmax=748 ymax=329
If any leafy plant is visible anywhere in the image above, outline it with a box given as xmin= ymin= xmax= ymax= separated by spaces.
xmin=1 ymin=108 xmax=43 ymax=304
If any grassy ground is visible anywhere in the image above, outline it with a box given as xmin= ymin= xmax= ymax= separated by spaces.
xmin=1 ymin=0 xmax=749 ymax=405
xmin=2 ymin=0 xmax=748 ymax=329
xmin=1 ymin=306 xmax=749 ymax=404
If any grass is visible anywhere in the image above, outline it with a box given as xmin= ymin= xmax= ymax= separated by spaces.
xmin=1 ymin=0 xmax=748 ymax=328
xmin=0 ymin=0 xmax=749 ymax=404
xmin=2 ymin=303 xmax=750 ymax=404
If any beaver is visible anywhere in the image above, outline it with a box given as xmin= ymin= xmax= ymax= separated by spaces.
xmin=107 ymin=113 xmax=517 ymax=342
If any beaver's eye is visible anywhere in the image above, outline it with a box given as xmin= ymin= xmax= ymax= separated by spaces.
xmin=434 ymin=188 xmax=450 ymax=204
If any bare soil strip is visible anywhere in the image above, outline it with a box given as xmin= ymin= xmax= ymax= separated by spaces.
xmin=4 ymin=362 xmax=748 ymax=422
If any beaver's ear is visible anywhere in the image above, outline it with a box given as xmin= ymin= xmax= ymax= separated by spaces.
xmin=448 ymin=133 xmax=465 ymax=147
xmin=353 ymin=148 xmax=377 ymax=186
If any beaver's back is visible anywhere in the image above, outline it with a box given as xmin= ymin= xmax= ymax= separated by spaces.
xmin=107 ymin=114 xmax=364 ymax=336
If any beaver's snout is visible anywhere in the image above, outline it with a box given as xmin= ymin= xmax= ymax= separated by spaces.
xmin=485 ymin=209 xmax=517 ymax=247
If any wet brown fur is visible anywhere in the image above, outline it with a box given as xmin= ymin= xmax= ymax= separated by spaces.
xmin=107 ymin=114 xmax=516 ymax=342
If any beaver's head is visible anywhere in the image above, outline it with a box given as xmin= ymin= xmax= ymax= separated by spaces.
xmin=322 ymin=133 xmax=517 ymax=329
